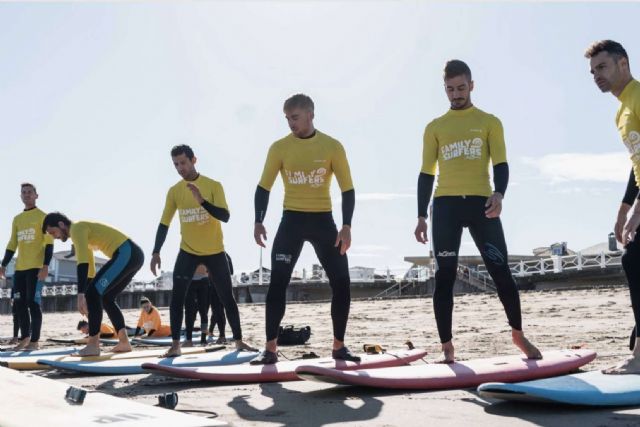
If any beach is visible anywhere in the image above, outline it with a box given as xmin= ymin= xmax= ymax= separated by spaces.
xmin=2 ymin=286 xmax=640 ymax=426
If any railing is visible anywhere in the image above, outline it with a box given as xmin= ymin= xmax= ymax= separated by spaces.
xmin=457 ymin=264 xmax=496 ymax=292
xmin=477 ymin=251 xmax=623 ymax=278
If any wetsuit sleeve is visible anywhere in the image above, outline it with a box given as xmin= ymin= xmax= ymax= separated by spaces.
xmin=492 ymin=162 xmax=509 ymax=196
xmin=159 ymin=187 xmax=177 ymax=227
xmin=258 ymin=144 xmax=282 ymax=191
xmin=417 ymin=173 xmax=435 ymax=218
xmin=152 ymin=224 xmax=169 ymax=254
xmin=623 ymin=168 xmax=640 ymax=206
xmin=342 ymin=189 xmax=355 ymax=227
xmin=225 ymin=252 xmax=234 ymax=275
xmin=421 ymin=122 xmax=438 ymax=175
xmin=76 ymin=263 xmax=89 ymax=293
xmin=488 ymin=117 xmax=508 ymax=165
xmin=43 ymin=244 xmax=53 ymax=266
xmin=332 ymin=142 xmax=354 ymax=192
xmin=201 ymin=182 xmax=230 ymax=223
xmin=2 ymin=250 xmax=15 ymax=268
xmin=254 ymin=185 xmax=270 ymax=223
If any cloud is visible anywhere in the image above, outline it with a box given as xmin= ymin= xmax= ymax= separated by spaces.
xmin=522 ymin=152 xmax=630 ymax=183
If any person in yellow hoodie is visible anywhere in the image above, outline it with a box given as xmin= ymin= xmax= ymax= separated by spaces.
xmin=43 ymin=212 xmax=144 ymax=356
xmin=134 ymin=296 xmax=171 ymax=337
xmin=0 ymin=183 xmax=53 ymax=350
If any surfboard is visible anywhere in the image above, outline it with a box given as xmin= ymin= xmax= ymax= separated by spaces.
xmin=38 ymin=349 xmax=259 ymax=375
xmin=0 ymin=346 xmax=80 ymax=358
xmin=1 ymin=345 xmax=224 ymax=370
xmin=142 ymin=349 xmax=428 ymax=383
xmin=48 ymin=337 xmax=90 ymax=345
xmin=132 ymin=335 xmax=221 ymax=346
xmin=295 ymin=349 xmax=596 ymax=389
xmin=0 ymin=366 xmax=226 ymax=426
xmin=478 ymin=370 xmax=640 ymax=406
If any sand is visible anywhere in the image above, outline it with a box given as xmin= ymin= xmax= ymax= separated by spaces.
xmin=2 ymin=286 xmax=640 ymax=426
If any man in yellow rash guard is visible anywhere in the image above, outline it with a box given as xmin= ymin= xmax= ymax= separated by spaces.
xmin=414 ymin=60 xmax=541 ymax=364
xmin=251 ymin=94 xmax=358 ymax=365
xmin=586 ymin=40 xmax=640 ymax=374
xmin=150 ymin=144 xmax=253 ymax=357
xmin=0 ymin=183 xmax=53 ymax=351
xmin=43 ymin=213 xmax=144 ymax=356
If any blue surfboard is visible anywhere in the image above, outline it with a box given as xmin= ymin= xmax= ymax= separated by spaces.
xmin=0 ymin=347 xmax=79 ymax=358
xmin=478 ymin=370 xmax=640 ymax=406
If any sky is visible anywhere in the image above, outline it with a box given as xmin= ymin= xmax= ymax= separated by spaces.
xmin=0 ymin=1 xmax=638 ymax=280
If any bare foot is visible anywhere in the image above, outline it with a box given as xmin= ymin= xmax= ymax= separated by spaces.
xmin=182 ymin=340 xmax=193 ymax=348
xmin=215 ymin=337 xmax=227 ymax=345
xmin=235 ymin=340 xmax=258 ymax=352
xmin=13 ymin=337 xmax=30 ymax=351
xmin=163 ymin=345 xmax=181 ymax=358
xmin=603 ymin=355 xmax=640 ymax=375
xmin=437 ymin=341 xmax=455 ymax=364
xmin=24 ymin=342 xmax=40 ymax=351
xmin=111 ymin=342 xmax=132 ymax=353
xmin=512 ymin=330 xmax=543 ymax=359
xmin=8 ymin=338 xmax=18 ymax=345
xmin=77 ymin=345 xmax=100 ymax=357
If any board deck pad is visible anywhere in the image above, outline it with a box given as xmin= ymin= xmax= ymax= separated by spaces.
xmin=1 ymin=345 xmax=223 ymax=370
xmin=0 ymin=366 xmax=226 ymax=426
xmin=295 ymin=349 xmax=596 ymax=390
xmin=38 ymin=349 xmax=259 ymax=375
xmin=142 ymin=349 xmax=428 ymax=383
xmin=478 ymin=370 xmax=640 ymax=406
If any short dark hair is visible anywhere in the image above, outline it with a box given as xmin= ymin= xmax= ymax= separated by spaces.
xmin=283 ymin=94 xmax=314 ymax=112
xmin=42 ymin=212 xmax=71 ymax=233
xmin=584 ymin=40 xmax=628 ymax=61
xmin=21 ymin=183 xmax=37 ymax=193
xmin=444 ymin=60 xmax=472 ymax=81
xmin=77 ymin=320 xmax=88 ymax=330
xmin=171 ymin=144 xmax=195 ymax=160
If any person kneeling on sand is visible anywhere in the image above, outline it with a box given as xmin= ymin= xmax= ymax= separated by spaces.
xmin=77 ymin=319 xmax=117 ymax=338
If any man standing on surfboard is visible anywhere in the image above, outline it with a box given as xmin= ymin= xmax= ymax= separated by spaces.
xmin=414 ymin=60 xmax=542 ymax=363
xmin=42 ymin=213 xmax=143 ymax=356
xmin=0 ymin=183 xmax=53 ymax=351
xmin=150 ymin=144 xmax=254 ymax=357
xmin=251 ymin=94 xmax=359 ymax=364
xmin=586 ymin=40 xmax=640 ymax=375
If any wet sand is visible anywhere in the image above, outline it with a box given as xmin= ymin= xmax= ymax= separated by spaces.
xmin=2 ymin=286 xmax=640 ymax=426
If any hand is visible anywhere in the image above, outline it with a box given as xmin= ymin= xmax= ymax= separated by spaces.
xmin=622 ymin=212 xmax=640 ymax=245
xmin=186 ymin=183 xmax=204 ymax=204
xmin=37 ymin=265 xmax=49 ymax=281
xmin=77 ymin=293 xmax=88 ymax=316
xmin=485 ymin=192 xmax=503 ymax=218
xmin=415 ymin=217 xmax=428 ymax=244
xmin=150 ymin=253 xmax=161 ymax=276
xmin=615 ymin=203 xmax=632 ymax=243
xmin=254 ymin=223 xmax=267 ymax=248
xmin=335 ymin=225 xmax=352 ymax=255
xmin=0 ymin=266 xmax=5 ymax=279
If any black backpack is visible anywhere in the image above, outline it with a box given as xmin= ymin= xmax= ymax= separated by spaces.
xmin=277 ymin=325 xmax=311 ymax=346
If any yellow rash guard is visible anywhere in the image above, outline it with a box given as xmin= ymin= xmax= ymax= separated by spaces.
xmin=70 ymin=221 xmax=128 ymax=275
xmin=160 ymin=174 xmax=228 ymax=256
xmin=617 ymin=79 xmax=640 ymax=187
xmin=258 ymin=130 xmax=354 ymax=212
xmin=421 ymin=106 xmax=507 ymax=197
xmin=5 ymin=208 xmax=53 ymax=271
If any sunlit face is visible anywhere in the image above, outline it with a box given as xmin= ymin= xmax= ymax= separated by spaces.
xmin=20 ymin=185 xmax=38 ymax=207
xmin=445 ymin=74 xmax=474 ymax=110
xmin=142 ymin=302 xmax=152 ymax=313
xmin=172 ymin=153 xmax=197 ymax=180
xmin=590 ymin=51 xmax=626 ymax=93
xmin=285 ymin=107 xmax=314 ymax=138
xmin=46 ymin=222 xmax=70 ymax=242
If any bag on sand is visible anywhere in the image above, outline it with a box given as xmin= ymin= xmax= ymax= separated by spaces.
xmin=277 ymin=325 xmax=311 ymax=345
